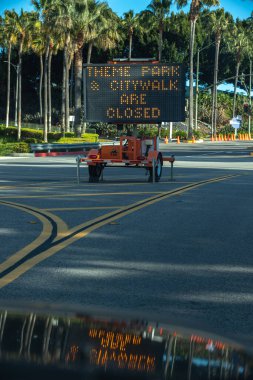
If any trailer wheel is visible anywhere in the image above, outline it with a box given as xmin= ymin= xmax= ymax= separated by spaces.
xmin=89 ymin=165 xmax=102 ymax=182
xmin=148 ymin=153 xmax=163 ymax=182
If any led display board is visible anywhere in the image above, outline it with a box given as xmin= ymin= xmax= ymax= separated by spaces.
xmin=83 ymin=63 xmax=185 ymax=123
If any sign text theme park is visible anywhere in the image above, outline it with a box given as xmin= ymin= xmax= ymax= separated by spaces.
xmin=84 ymin=64 xmax=185 ymax=123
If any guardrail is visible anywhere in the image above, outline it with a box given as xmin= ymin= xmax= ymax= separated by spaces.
xmin=31 ymin=143 xmax=100 ymax=157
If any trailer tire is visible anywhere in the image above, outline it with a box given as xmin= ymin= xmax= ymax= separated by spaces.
xmin=148 ymin=153 xmax=163 ymax=182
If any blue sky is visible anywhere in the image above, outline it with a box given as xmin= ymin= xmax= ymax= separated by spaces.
xmin=0 ymin=0 xmax=252 ymax=19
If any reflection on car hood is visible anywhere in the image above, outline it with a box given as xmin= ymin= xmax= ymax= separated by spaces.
xmin=0 ymin=306 xmax=252 ymax=380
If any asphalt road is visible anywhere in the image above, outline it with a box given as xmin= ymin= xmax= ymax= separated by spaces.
xmin=0 ymin=141 xmax=253 ymax=348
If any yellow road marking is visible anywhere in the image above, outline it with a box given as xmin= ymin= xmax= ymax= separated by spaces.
xmin=44 ymin=206 xmax=123 ymax=211
xmin=0 ymin=201 xmax=68 ymax=273
xmin=0 ymin=191 xmax=163 ymax=199
xmin=0 ymin=174 xmax=237 ymax=288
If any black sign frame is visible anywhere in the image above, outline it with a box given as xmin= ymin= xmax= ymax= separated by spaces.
xmin=83 ymin=63 xmax=185 ymax=123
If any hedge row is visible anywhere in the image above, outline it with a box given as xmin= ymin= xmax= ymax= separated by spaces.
xmin=0 ymin=127 xmax=98 ymax=143
xmin=0 ymin=142 xmax=30 ymax=156
xmin=0 ymin=126 xmax=62 ymax=142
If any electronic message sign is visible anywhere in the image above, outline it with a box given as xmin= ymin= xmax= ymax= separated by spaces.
xmin=83 ymin=63 xmax=185 ymax=123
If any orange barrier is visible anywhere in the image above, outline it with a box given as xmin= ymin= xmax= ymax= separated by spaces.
xmin=177 ymin=136 xmax=180 ymax=144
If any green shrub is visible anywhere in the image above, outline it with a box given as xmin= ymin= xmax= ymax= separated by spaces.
xmin=57 ymin=138 xmax=87 ymax=143
xmin=81 ymin=133 xmax=99 ymax=142
xmin=48 ymin=132 xmax=62 ymax=141
xmin=20 ymin=128 xmax=43 ymax=140
xmin=57 ymin=133 xmax=99 ymax=143
xmin=64 ymin=132 xmax=75 ymax=138
xmin=22 ymin=137 xmax=38 ymax=144
xmin=0 ymin=142 xmax=30 ymax=156
xmin=138 ymin=126 xmax=158 ymax=138
xmin=173 ymin=130 xmax=187 ymax=139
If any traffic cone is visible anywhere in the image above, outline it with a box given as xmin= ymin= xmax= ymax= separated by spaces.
xmin=177 ymin=136 xmax=180 ymax=144
xmin=164 ymin=136 xmax=168 ymax=144
xmin=192 ymin=135 xmax=196 ymax=143
xmin=224 ymin=135 xmax=227 ymax=141
xmin=211 ymin=135 xmax=214 ymax=142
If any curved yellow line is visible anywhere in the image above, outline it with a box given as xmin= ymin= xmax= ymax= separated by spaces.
xmin=0 ymin=201 xmax=68 ymax=273
xmin=0 ymin=174 xmax=238 ymax=288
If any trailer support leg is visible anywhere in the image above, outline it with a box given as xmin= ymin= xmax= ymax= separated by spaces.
xmin=170 ymin=162 xmax=173 ymax=181
xmin=76 ymin=156 xmax=80 ymax=184
xmin=152 ymin=158 xmax=156 ymax=184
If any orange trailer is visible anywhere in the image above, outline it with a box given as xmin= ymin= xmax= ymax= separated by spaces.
xmin=82 ymin=136 xmax=164 ymax=182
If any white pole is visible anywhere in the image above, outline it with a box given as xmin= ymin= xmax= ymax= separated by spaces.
xmin=169 ymin=122 xmax=173 ymax=140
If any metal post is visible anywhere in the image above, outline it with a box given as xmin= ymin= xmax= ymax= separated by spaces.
xmin=15 ymin=66 xmax=19 ymax=127
xmin=76 ymin=156 xmax=80 ymax=184
xmin=195 ymin=49 xmax=199 ymax=130
xmin=249 ymin=59 xmax=252 ymax=136
xmin=152 ymin=158 xmax=156 ymax=184
xmin=170 ymin=156 xmax=175 ymax=181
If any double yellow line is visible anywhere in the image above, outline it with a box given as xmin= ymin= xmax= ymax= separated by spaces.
xmin=0 ymin=174 xmax=237 ymax=289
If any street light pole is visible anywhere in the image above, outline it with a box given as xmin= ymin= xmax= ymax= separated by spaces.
xmin=195 ymin=49 xmax=200 ymax=131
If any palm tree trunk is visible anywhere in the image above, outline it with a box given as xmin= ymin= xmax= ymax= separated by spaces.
xmin=70 ymin=61 xmax=74 ymax=109
xmin=48 ymin=49 xmax=52 ymax=133
xmin=65 ymin=54 xmax=70 ymax=133
xmin=61 ymin=50 xmax=66 ymax=136
xmin=82 ymin=42 xmax=93 ymax=135
xmin=158 ymin=28 xmax=163 ymax=62
xmin=212 ymin=38 xmax=220 ymax=137
xmin=74 ymin=47 xmax=83 ymax=137
xmin=43 ymin=44 xmax=49 ymax=143
xmin=128 ymin=33 xmax=133 ymax=60
xmin=6 ymin=42 xmax=11 ymax=128
xmin=233 ymin=60 xmax=240 ymax=117
xmin=17 ymin=40 xmax=23 ymax=142
xmin=188 ymin=19 xmax=196 ymax=139
xmin=87 ymin=42 xmax=93 ymax=64
xmin=39 ymin=53 xmax=43 ymax=125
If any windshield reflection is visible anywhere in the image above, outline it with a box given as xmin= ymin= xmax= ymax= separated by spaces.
xmin=0 ymin=309 xmax=252 ymax=380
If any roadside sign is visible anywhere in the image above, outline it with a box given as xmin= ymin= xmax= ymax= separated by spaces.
xmin=83 ymin=63 xmax=185 ymax=123
xmin=229 ymin=117 xmax=240 ymax=129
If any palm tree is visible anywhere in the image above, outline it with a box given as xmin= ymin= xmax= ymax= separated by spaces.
xmin=3 ymin=10 xmax=18 ymax=128
xmin=228 ymin=25 xmax=248 ymax=117
xmin=42 ymin=0 xmax=74 ymax=135
xmin=10 ymin=10 xmax=38 ymax=141
xmin=72 ymin=0 xmax=110 ymax=136
xmin=177 ymin=0 xmax=220 ymax=139
xmin=30 ymin=19 xmax=46 ymax=125
xmin=209 ymin=8 xmax=230 ymax=136
xmin=121 ymin=10 xmax=140 ymax=60
xmin=142 ymin=0 xmax=172 ymax=62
